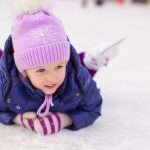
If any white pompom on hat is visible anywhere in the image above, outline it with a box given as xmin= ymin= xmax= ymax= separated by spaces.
xmin=12 ymin=0 xmax=52 ymax=16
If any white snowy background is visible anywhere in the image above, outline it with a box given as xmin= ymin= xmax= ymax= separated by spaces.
xmin=0 ymin=0 xmax=150 ymax=149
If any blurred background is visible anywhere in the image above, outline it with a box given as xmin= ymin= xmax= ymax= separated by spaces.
xmin=0 ymin=0 xmax=150 ymax=150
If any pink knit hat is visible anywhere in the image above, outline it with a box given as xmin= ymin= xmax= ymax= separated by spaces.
xmin=11 ymin=10 xmax=70 ymax=73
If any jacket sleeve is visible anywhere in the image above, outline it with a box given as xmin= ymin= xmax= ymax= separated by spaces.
xmin=67 ymin=78 xmax=103 ymax=130
xmin=0 ymin=71 xmax=16 ymax=125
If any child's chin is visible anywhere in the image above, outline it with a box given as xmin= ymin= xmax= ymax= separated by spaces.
xmin=43 ymin=89 xmax=56 ymax=95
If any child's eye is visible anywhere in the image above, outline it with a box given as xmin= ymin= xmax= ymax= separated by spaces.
xmin=56 ymin=65 xmax=64 ymax=70
xmin=36 ymin=69 xmax=46 ymax=73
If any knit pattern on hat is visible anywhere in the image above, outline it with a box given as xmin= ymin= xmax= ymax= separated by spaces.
xmin=12 ymin=11 xmax=70 ymax=72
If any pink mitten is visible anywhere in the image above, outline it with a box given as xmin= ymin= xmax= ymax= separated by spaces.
xmin=34 ymin=112 xmax=61 ymax=135
xmin=14 ymin=112 xmax=72 ymax=135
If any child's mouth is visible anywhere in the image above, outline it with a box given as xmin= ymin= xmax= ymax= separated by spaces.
xmin=45 ymin=84 xmax=56 ymax=89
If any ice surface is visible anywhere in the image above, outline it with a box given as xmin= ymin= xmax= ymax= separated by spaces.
xmin=0 ymin=0 xmax=150 ymax=150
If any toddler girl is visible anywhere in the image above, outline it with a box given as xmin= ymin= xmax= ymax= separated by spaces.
xmin=0 ymin=1 xmax=103 ymax=135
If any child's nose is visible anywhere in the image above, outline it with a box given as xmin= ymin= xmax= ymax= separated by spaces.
xmin=45 ymin=73 xmax=57 ymax=83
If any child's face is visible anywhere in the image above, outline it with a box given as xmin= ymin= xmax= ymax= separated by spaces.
xmin=25 ymin=61 xmax=67 ymax=95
